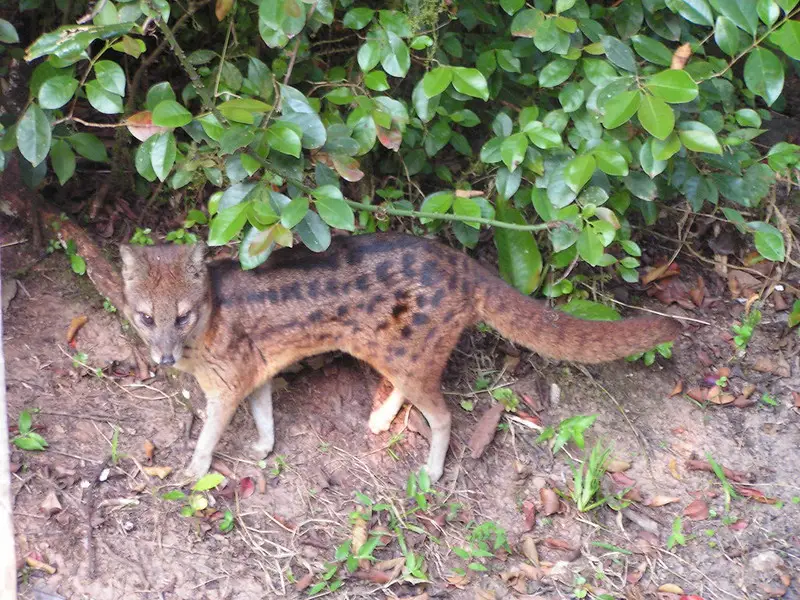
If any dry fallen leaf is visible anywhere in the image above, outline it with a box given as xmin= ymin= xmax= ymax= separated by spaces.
xmin=671 ymin=42 xmax=692 ymax=69
xmin=468 ymin=403 xmax=505 ymax=459
xmin=40 ymin=491 xmax=62 ymax=517
xmin=658 ymin=583 xmax=684 ymax=594
xmin=351 ymin=515 xmax=369 ymax=570
xmin=142 ymin=466 xmax=172 ymax=480
xmin=686 ymin=459 xmax=748 ymax=483
xmin=126 ymin=111 xmax=169 ymax=142
xmin=643 ymin=262 xmax=680 ymax=285
xmin=683 ymin=499 xmax=709 ymax=521
xmin=686 ymin=387 xmax=708 ymax=402
xmin=522 ymin=500 xmax=536 ymax=531
xmin=447 ymin=573 xmax=470 ymax=589
xmin=143 ymin=440 xmax=155 ymax=462
xmin=294 ymin=572 xmax=313 ymax=592
xmin=520 ymin=535 xmax=539 ymax=566
xmin=645 ymin=495 xmax=680 ymax=507
xmin=66 ymin=315 xmax=88 ymax=343
xmin=606 ymin=458 xmax=631 ymax=473
xmin=26 ymin=554 xmax=57 ymax=574
xmin=239 ymin=477 xmax=255 ymax=499
xmin=540 ymin=487 xmax=560 ymax=516
xmin=543 ymin=537 xmax=575 ymax=551
xmin=670 ymin=380 xmax=684 ymax=397
xmin=735 ymin=486 xmax=778 ymax=505
xmin=689 ymin=276 xmax=706 ymax=307
xmin=668 ymin=458 xmax=681 ymax=481
xmin=215 ymin=0 xmax=234 ymax=20
xmin=611 ymin=471 xmax=637 ymax=488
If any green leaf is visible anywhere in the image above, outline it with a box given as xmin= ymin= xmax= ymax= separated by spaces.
xmin=94 ymin=60 xmax=125 ymax=96
xmin=296 ymin=210 xmax=331 ymax=252
xmin=193 ymin=472 xmax=225 ymax=491
xmin=716 ymin=0 xmax=759 ymax=35
xmin=357 ymin=40 xmax=381 ymax=72
xmin=735 ymin=108 xmax=762 ymax=127
xmin=559 ymin=299 xmax=621 ymax=321
xmin=564 ymin=155 xmax=596 ymax=193
xmin=594 ymin=149 xmax=629 ymax=176
xmin=748 ymin=221 xmax=785 ymax=261
xmin=208 ymin=203 xmax=249 ymax=246
xmin=151 ymin=100 xmax=192 ymax=128
xmin=422 ymin=67 xmax=452 ymax=98
xmin=14 ymin=436 xmax=47 ymax=451
xmin=777 ymin=0 xmax=800 ymax=11
xmin=744 ymin=48 xmax=784 ymax=106
xmin=50 ymin=139 xmax=76 ymax=185
xmin=501 ymin=0 xmax=525 ymax=14
xmin=539 ymin=59 xmax=576 ymax=88
xmin=280 ymin=195 xmax=310 ymax=229
xmin=38 ymin=75 xmax=79 ymax=109
xmin=26 ymin=22 xmax=135 ymax=61
xmin=343 ymin=7 xmax=374 ymax=29
xmin=420 ymin=191 xmax=454 ymax=222
xmin=70 ymin=254 xmax=86 ymax=275
xmin=150 ymin=132 xmax=176 ymax=181
xmin=510 ymin=8 xmax=545 ymax=37
xmin=577 ymin=227 xmax=604 ymax=266
xmin=495 ymin=167 xmax=522 ymax=199
xmin=631 ymin=35 xmax=672 ymax=66
xmin=638 ymin=95 xmax=674 ymax=140
xmin=624 ymin=172 xmax=658 ymax=201
xmin=500 ymin=133 xmax=528 ymax=171
xmin=266 ymin=122 xmax=302 ymax=157
xmin=646 ymin=70 xmax=699 ymax=103
xmin=453 ymin=196 xmax=482 ymax=229
xmin=85 ymin=80 xmax=123 ymax=114
xmin=678 ymin=122 xmax=723 ymax=154
xmin=451 ymin=67 xmax=489 ymax=100
xmin=0 ymin=18 xmax=20 ymax=43
xmin=771 ymin=20 xmax=800 ymax=60
xmin=559 ymin=82 xmax=584 ymax=112
xmin=162 ymin=490 xmax=187 ymax=501
xmin=758 ymin=0 xmax=781 ymax=26
xmin=494 ymin=198 xmax=543 ymax=294
xmin=652 ymin=133 xmax=682 ymax=160
xmin=714 ymin=16 xmax=742 ymax=56
xmin=313 ymin=185 xmax=355 ymax=231
xmin=240 ymin=225 xmax=277 ymax=270
xmin=381 ymin=31 xmax=410 ymax=78
xmin=601 ymin=90 xmax=640 ymax=129
xmin=600 ymin=36 xmax=637 ymax=72
xmin=365 ymin=71 xmax=389 ymax=91
xmin=670 ymin=0 xmax=714 ymax=25
xmin=145 ymin=82 xmax=176 ymax=111
xmin=16 ymin=103 xmax=51 ymax=167
xmin=18 ymin=410 xmax=32 ymax=434
xmin=525 ymin=123 xmax=562 ymax=149
xmin=68 ymin=133 xmax=108 ymax=161
xmin=135 ymin=138 xmax=157 ymax=182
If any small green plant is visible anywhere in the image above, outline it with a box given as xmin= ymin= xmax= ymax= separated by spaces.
xmin=102 ymin=298 xmax=117 ymax=313
xmin=732 ymin=309 xmax=762 ymax=351
xmin=789 ymin=300 xmax=800 ymax=329
xmin=760 ymin=393 xmax=779 ymax=407
xmin=572 ymin=574 xmax=589 ymax=599
xmin=667 ymin=517 xmax=686 ymax=550
xmin=162 ymin=472 xmax=226 ymax=518
xmin=218 ymin=509 xmax=234 ymax=533
xmin=270 ymin=455 xmax=288 ymax=477
xmin=491 ymin=387 xmax=520 ymax=412
xmin=707 ymin=453 xmax=739 ymax=512
xmin=715 ymin=375 xmax=729 ymax=388
xmin=453 ymin=520 xmax=510 ymax=575
xmin=626 ymin=341 xmax=673 ymax=366
xmin=386 ymin=432 xmax=404 ymax=461
xmin=12 ymin=409 xmax=48 ymax=451
xmin=165 ymin=228 xmax=198 ymax=244
xmin=406 ymin=468 xmax=433 ymax=512
xmin=48 ymin=238 xmax=86 ymax=276
xmin=537 ymin=414 xmax=597 ymax=455
xmin=129 ymin=227 xmax=155 ymax=246
xmin=110 ymin=426 xmax=121 ymax=465
xmin=569 ymin=441 xmax=612 ymax=512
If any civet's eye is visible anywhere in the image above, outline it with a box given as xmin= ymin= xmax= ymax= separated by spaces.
xmin=175 ymin=312 xmax=191 ymax=327
xmin=138 ymin=312 xmax=155 ymax=327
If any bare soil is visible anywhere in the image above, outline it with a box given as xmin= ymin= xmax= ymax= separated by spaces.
xmin=4 ymin=233 xmax=800 ymax=600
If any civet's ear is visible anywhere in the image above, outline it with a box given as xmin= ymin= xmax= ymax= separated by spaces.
xmin=186 ymin=241 xmax=208 ymax=277
xmin=119 ymin=245 xmax=148 ymax=283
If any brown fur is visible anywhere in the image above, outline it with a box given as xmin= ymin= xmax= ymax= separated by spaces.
xmin=120 ymin=233 xmax=680 ymax=482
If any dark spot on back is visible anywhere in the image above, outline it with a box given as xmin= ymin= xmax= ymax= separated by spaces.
xmin=447 ymin=274 xmax=458 ymax=291
xmin=447 ymin=255 xmax=457 ymax=266
xmin=367 ymin=293 xmax=386 ymax=313
xmin=341 ymin=280 xmax=352 ymax=294
xmin=416 ymin=294 xmax=427 ymax=308
xmin=412 ymin=313 xmax=430 ymax=326
xmin=308 ymin=309 xmax=324 ymax=323
xmin=411 ymin=353 xmax=420 ymax=362
xmin=307 ymin=280 xmax=320 ymax=299
xmin=280 ymin=282 xmax=303 ymax=301
xmin=443 ymin=310 xmax=455 ymax=324
xmin=392 ymin=303 xmax=409 ymax=319
xmin=402 ymin=252 xmax=416 ymax=275
xmin=355 ymin=274 xmax=370 ymax=292
xmin=431 ymin=288 xmax=445 ymax=308
xmin=356 ymin=301 xmax=365 ymax=310
xmin=400 ymin=325 xmax=413 ymax=338
xmin=425 ymin=327 xmax=438 ymax=342
xmin=421 ymin=260 xmax=438 ymax=287
xmin=461 ymin=279 xmax=470 ymax=295
xmin=392 ymin=347 xmax=407 ymax=357
xmin=337 ymin=305 xmax=349 ymax=318
xmin=375 ymin=260 xmax=392 ymax=282
xmin=394 ymin=289 xmax=409 ymax=301
xmin=326 ymin=280 xmax=340 ymax=296
xmin=376 ymin=320 xmax=390 ymax=332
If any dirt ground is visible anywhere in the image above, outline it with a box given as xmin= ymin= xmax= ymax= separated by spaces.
xmin=3 ymin=227 xmax=800 ymax=600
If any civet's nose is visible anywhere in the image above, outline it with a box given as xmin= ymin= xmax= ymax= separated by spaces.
xmin=160 ymin=354 xmax=175 ymax=366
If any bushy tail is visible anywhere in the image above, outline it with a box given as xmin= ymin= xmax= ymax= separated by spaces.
xmin=476 ymin=275 xmax=680 ymax=364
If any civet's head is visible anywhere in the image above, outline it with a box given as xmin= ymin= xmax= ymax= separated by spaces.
xmin=119 ymin=243 xmax=210 ymax=367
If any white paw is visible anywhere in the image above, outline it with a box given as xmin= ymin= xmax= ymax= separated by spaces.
xmin=252 ymin=437 xmax=274 ymax=458
xmin=184 ymin=455 xmax=211 ymax=482
xmin=368 ymin=411 xmax=394 ymax=434
xmin=422 ymin=461 xmax=443 ymax=484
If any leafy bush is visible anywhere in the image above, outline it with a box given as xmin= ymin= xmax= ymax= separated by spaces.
xmin=0 ymin=0 xmax=796 ymax=291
